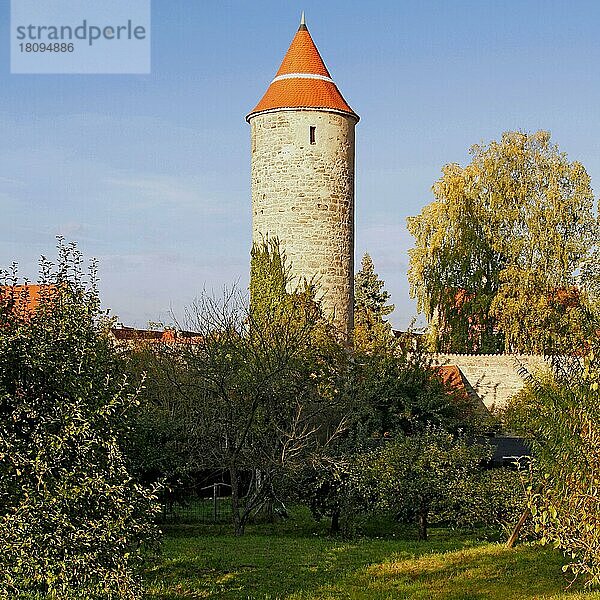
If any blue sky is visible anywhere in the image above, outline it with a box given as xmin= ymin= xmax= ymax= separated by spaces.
xmin=1 ymin=0 xmax=599 ymax=329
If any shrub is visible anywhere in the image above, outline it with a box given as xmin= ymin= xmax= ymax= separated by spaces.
xmin=352 ymin=428 xmax=492 ymax=540
xmin=0 ymin=241 xmax=159 ymax=599
xmin=507 ymin=321 xmax=600 ymax=588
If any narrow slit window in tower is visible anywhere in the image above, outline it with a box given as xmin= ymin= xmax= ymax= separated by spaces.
xmin=309 ymin=126 xmax=316 ymax=145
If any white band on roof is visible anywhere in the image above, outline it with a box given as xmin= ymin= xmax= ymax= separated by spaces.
xmin=272 ymin=73 xmax=335 ymax=84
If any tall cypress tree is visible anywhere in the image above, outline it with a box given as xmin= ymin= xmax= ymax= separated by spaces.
xmin=354 ymin=253 xmax=395 ymax=351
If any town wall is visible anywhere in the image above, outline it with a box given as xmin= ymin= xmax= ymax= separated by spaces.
xmin=433 ymin=354 xmax=549 ymax=410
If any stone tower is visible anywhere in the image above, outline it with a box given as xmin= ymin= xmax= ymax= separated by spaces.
xmin=246 ymin=15 xmax=359 ymax=336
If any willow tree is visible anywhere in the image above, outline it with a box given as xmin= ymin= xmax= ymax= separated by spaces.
xmin=581 ymin=242 xmax=600 ymax=314
xmin=407 ymin=130 xmax=596 ymax=353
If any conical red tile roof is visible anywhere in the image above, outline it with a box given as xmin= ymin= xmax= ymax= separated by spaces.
xmin=247 ymin=20 xmax=358 ymax=121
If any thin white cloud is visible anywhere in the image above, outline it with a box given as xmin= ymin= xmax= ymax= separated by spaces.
xmin=105 ymin=173 xmax=227 ymax=212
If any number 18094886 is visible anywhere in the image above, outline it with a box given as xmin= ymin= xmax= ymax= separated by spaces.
xmin=19 ymin=43 xmax=74 ymax=52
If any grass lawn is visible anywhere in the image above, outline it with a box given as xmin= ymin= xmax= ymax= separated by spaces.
xmin=145 ymin=508 xmax=600 ymax=599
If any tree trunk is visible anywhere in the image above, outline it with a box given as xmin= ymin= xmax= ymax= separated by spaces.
xmin=330 ymin=508 xmax=341 ymax=534
xmin=506 ymin=506 xmax=530 ymax=548
xmin=230 ymin=466 xmax=245 ymax=536
xmin=418 ymin=510 xmax=428 ymax=541
xmin=507 ymin=486 xmax=541 ymax=548
xmin=265 ymin=498 xmax=274 ymax=523
xmin=256 ymin=469 xmax=274 ymax=522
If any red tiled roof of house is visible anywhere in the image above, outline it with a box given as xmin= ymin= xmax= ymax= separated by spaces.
xmin=247 ymin=17 xmax=358 ymax=121
xmin=111 ymin=327 xmax=200 ymax=344
xmin=0 ymin=284 xmax=53 ymax=314
xmin=436 ymin=365 xmax=468 ymax=394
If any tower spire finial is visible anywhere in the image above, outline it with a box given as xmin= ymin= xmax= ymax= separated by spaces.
xmin=299 ymin=11 xmax=306 ymax=30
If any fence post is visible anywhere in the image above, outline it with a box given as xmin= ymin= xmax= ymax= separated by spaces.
xmin=213 ymin=483 xmax=218 ymax=522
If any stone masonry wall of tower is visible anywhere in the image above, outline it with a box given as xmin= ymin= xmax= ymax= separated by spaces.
xmin=250 ymin=109 xmax=356 ymax=336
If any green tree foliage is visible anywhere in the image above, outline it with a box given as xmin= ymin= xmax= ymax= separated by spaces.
xmin=581 ymin=239 xmax=600 ymax=314
xmin=353 ymin=428 xmax=492 ymax=540
xmin=352 ymin=344 xmax=482 ymax=438
xmin=302 ymin=432 xmax=524 ymax=539
xmin=0 ymin=241 xmax=159 ymax=599
xmin=507 ymin=317 xmax=600 ymax=587
xmin=460 ymin=467 xmax=526 ymax=537
xmin=354 ymin=253 xmax=395 ymax=351
xmin=299 ymin=338 xmax=489 ymax=535
xmin=407 ymin=130 xmax=597 ymax=353
xmin=250 ymin=237 xmax=330 ymax=343
xmin=125 ymin=345 xmax=202 ymax=517
xmin=250 ymin=237 xmax=291 ymax=318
